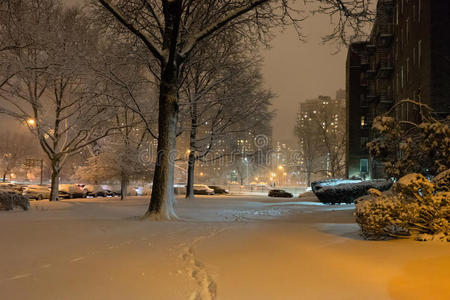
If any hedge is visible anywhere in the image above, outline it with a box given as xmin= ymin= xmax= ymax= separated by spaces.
xmin=314 ymin=180 xmax=393 ymax=204
xmin=0 ymin=191 xmax=30 ymax=211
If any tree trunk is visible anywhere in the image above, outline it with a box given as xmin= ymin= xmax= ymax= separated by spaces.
xmin=185 ymin=99 xmax=198 ymax=199
xmin=50 ymin=159 xmax=60 ymax=201
xmin=2 ymin=172 xmax=6 ymax=183
xmin=186 ymin=152 xmax=196 ymax=198
xmin=306 ymin=163 xmax=311 ymax=188
xmin=146 ymin=0 xmax=182 ymax=219
xmin=146 ymin=66 xmax=179 ymax=219
xmin=120 ymin=171 xmax=128 ymax=200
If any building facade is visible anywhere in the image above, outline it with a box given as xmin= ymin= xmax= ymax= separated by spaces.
xmin=297 ymin=91 xmax=346 ymax=184
xmin=346 ymin=0 xmax=450 ymax=179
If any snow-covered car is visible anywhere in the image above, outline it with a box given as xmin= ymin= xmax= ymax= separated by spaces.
xmin=83 ymin=184 xmax=111 ymax=197
xmin=103 ymin=185 xmax=121 ymax=197
xmin=0 ymin=183 xmax=16 ymax=193
xmin=208 ymin=185 xmax=229 ymax=194
xmin=22 ymin=185 xmax=51 ymax=200
xmin=59 ymin=184 xmax=86 ymax=199
xmin=193 ymin=184 xmax=214 ymax=195
xmin=268 ymin=189 xmax=293 ymax=198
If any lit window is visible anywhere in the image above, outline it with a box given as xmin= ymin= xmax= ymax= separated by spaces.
xmin=361 ymin=116 xmax=366 ymax=127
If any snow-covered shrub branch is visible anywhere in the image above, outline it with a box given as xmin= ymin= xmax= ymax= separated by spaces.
xmin=367 ymin=100 xmax=450 ymax=179
xmin=355 ymin=172 xmax=450 ymax=241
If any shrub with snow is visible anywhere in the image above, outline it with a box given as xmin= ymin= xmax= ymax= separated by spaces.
xmin=0 ymin=191 xmax=29 ymax=211
xmin=314 ymin=180 xmax=392 ymax=204
xmin=311 ymin=178 xmax=361 ymax=193
xmin=432 ymin=169 xmax=450 ymax=192
xmin=367 ymin=103 xmax=450 ymax=180
xmin=355 ymin=172 xmax=450 ymax=241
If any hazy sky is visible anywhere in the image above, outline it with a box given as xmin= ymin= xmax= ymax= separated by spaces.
xmin=261 ymin=14 xmax=346 ymax=144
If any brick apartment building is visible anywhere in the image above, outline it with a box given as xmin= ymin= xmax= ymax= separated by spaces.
xmin=346 ymin=0 xmax=450 ymax=179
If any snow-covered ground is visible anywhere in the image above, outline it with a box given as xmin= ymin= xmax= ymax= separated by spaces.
xmin=0 ymin=194 xmax=449 ymax=300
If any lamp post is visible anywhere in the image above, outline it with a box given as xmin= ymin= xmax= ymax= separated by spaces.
xmin=243 ymin=157 xmax=249 ymax=186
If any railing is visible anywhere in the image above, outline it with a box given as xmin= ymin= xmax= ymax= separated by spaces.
xmin=360 ymin=55 xmax=369 ymax=65
xmin=377 ymin=24 xmax=394 ymax=38
xmin=378 ymin=0 xmax=394 ymax=5
xmin=378 ymin=92 xmax=393 ymax=104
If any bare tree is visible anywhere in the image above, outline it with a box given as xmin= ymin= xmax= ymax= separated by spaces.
xmin=0 ymin=1 xmax=122 ymax=201
xmin=295 ymin=95 xmax=345 ymax=185
xmin=310 ymin=96 xmax=346 ymax=178
xmin=94 ymin=0 xmax=298 ymax=219
xmin=179 ymin=34 xmax=272 ymax=198
xmin=93 ymin=0 xmax=374 ymax=219
xmin=0 ymin=130 xmax=40 ymax=182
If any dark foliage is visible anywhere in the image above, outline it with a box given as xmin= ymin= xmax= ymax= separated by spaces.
xmin=0 ymin=191 xmax=29 ymax=211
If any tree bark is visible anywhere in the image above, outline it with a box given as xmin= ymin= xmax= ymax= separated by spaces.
xmin=185 ymin=97 xmax=198 ymax=199
xmin=120 ymin=171 xmax=128 ymax=200
xmin=146 ymin=0 xmax=182 ymax=219
xmin=186 ymin=152 xmax=196 ymax=198
xmin=50 ymin=159 xmax=60 ymax=201
xmin=146 ymin=66 xmax=179 ymax=219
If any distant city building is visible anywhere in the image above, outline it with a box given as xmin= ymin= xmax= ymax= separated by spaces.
xmin=296 ymin=92 xmax=345 ymax=184
xmin=346 ymin=0 xmax=450 ymax=179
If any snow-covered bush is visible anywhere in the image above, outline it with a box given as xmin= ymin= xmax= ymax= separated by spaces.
xmin=355 ymin=172 xmax=450 ymax=241
xmin=314 ymin=180 xmax=392 ymax=204
xmin=367 ymin=101 xmax=450 ymax=179
xmin=0 ymin=192 xmax=29 ymax=211
xmin=311 ymin=179 xmax=361 ymax=193
xmin=432 ymin=169 xmax=450 ymax=192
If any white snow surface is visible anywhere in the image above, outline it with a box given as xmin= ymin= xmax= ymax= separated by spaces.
xmin=1 ymin=194 xmax=449 ymax=300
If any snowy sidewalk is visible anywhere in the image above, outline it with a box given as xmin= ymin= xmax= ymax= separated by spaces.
xmin=0 ymin=195 xmax=448 ymax=300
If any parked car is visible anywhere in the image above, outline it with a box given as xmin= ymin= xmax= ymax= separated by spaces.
xmin=0 ymin=183 xmax=16 ymax=193
xmin=268 ymin=189 xmax=293 ymax=198
xmin=59 ymin=184 xmax=86 ymax=199
xmin=22 ymin=185 xmax=51 ymax=200
xmin=104 ymin=185 xmax=121 ymax=197
xmin=83 ymin=184 xmax=110 ymax=197
xmin=208 ymin=185 xmax=229 ymax=194
xmin=193 ymin=184 xmax=215 ymax=195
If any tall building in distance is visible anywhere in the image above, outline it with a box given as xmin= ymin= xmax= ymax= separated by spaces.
xmin=296 ymin=90 xmax=346 ymax=184
xmin=346 ymin=0 xmax=450 ymax=179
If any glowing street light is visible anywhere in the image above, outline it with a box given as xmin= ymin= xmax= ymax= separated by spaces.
xmin=27 ymin=118 xmax=35 ymax=126
xmin=278 ymin=165 xmax=284 ymax=170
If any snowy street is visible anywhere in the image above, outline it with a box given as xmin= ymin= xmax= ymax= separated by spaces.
xmin=1 ymin=195 xmax=449 ymax=300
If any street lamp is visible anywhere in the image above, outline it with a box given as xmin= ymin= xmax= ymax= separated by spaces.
xmin=243 ymin=157 xmax=249 ymax=186
xmin=27 ymin=118 xmax=35 ymax=126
